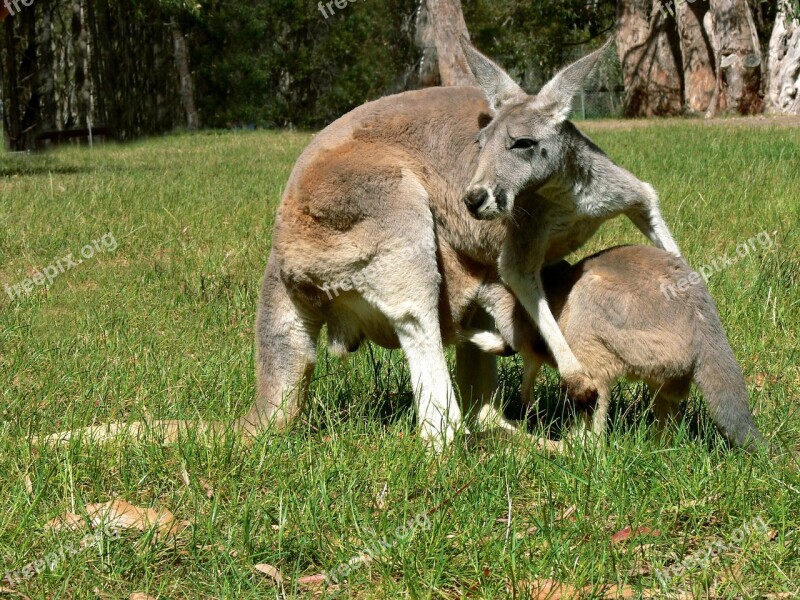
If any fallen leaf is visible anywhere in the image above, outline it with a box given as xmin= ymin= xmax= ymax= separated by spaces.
xmin=130 ymin=594 xmax=157 ymax=600
xmin=375 ymin=483 xmax=388 ymax=510
xmin=179 ymin=465 xmax=190 ymax=487
xmin=611 ymin=526 xmax=661 ymax=545
xmin=46 ymin=512 xmax=84 ymax=531
xmin=754 ymin=372 xmax=767 ymax=392
xmin=558 ymin=505 xmax=577 ymax=522
xmin=254 ymin=563 xmax=283 ymax=586
xmin=0 ymin=587 xmax=32 ymax=599
xmin=47 ymin=500 xmax=187 ymax=538
xmin=199 ymin=478 xmax=214 ymax=498
xmin=24 ymin=475 xmax=33 ymax=496
xmin=297 ymin=574 xmax=329 ymax=590
xmin=87 ymin=500 xmax=185 ymax=537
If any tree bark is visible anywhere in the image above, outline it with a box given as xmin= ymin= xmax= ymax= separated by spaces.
xmin=676 ymin=0 xmax=715 ymax=112
xmin=71 ymin=0 xmax=89 ymax=128
xmin=414 ymin=0 xmax=474 ymax=87
xmin=767 ymin=0 xmax=800 ymax=114
xmin=171 ymin=18 xmax=199 ymax=130
xmin=3 ymin=17 xmax=21 ymax=150
xmin=38 ymin=0 xmax=56 ymax=131
xmin=705 ymin=0 xmax=762 ymax=116
xmin=616 ymin=0 xmax=683 ymax=117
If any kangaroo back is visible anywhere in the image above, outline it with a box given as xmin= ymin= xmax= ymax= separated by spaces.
xmin=549 ymin=245 xmax=766 ymax=452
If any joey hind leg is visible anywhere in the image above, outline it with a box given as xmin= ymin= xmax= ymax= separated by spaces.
xmin=650 ymin=382 xmax=689 ymax=444
xmin=456 ymin=307 xmax=515 ymax=432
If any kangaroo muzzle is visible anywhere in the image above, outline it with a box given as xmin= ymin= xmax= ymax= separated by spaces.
xmin=463 ymin=186 xmax=508 ymax=220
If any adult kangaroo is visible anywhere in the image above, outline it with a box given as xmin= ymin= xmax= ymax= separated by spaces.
xmin=243 ymin=41 xmax=679 ymax=448
xmin=459 ymin=39 xmax=681 ymax=405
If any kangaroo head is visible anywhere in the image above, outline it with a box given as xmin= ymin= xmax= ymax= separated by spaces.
xmin=460 ymin=39 xmax=612 ymax=220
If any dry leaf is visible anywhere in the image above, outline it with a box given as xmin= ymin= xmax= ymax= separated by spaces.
xmin=611 ymin=526 xmax=661 ymax=545
xmin=254 ymin=563 xmax=283 ymax=586
xmin=130 ymin=594 xmax=157 ymax=600
xmin=375 ymin=483 xmax=388 ymax=510
xmin=512 ymin=580 xmax=658 ymax=599
xmin=0 ymin=587 xmax=32 ymax=600
xmin=179 ymin=465 xmax=191 ymax=487
xmin=199 ymin=478 xmax=214 ymax=499
xmin=23 ymin=475 xmax=33 ymax=496
xmin=558 ymin=505 xmax=577 ymax=522
xmin=297 ymin=574 xmax=329 ymax=590
xmin=46 ymin=511 xmax=84 ymax=531
xmin=47 ymin=500 xmax=186 ymax=538
xmin=86 ymin=500 xmax=185 ymax=537
xmin=754 ymin=372 xmax=767 ymax=392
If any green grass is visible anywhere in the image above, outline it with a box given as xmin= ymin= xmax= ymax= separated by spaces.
xmin=1 ymin=122 xmax=799 ymax=598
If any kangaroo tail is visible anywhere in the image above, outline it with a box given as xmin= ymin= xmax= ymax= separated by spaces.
xmin=238 ymin=252 xmax=321 ymax=435
xmin=693 ymin=305 xmax=766 ymax=453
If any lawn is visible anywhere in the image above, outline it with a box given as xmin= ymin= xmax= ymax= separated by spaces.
xmin=1 ymin=121 xmax=798 ymax=598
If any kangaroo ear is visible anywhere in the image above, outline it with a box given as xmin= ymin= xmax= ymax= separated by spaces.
xmin=459 ymin=37 xmax=525 ymax=113
xmin=532 ymin=37 xmax=614 ymax=123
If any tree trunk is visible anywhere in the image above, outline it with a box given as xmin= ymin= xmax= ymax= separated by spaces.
xmin=767 ymin=0 xmax=800 ymax=114
xmin=616 ymin=0 xmax=683 ymax=117
xmin=705 ymin=0 xmax=762 ymax=116
xmin=38 ymin=0 xmax=56 ymax=131
xmin=414 ymin=0 xmax=474 ymax=87
xmin=171 ymin=18 xmax=199 ymax=130
xmin=71 ymin=0 xmax=89 ymax=128
xmin=3 ymin=17 xmax=21 ymax=150
xmin=676 ymin=0 xmax=715 ymax=112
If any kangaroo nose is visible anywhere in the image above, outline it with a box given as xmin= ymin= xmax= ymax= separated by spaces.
xmin=463 ymin=188 xmax=489 ymax=214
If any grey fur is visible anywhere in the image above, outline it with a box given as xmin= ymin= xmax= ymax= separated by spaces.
xmin=470 ymin=245 xmax=766 ymax=452
xmin=245 ymin=44 xmax=682 ymax=448
xmin=460 ymin=39 xmax=681 ymax=405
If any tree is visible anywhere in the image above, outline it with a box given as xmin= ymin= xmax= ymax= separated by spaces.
xmin=705 ymin=0 xmax=763 ymax=116
xmin=616 ymin=0 xmax=763 ymax=117
xmin=170 ymin=16 xmax=199 ymax=130
xmin=616 ymin=0 xmax=683 ymax=117
xmin=676 ymin=0 xmax=715 ymax=112
xmin=767 ymin=0 xmax=800 ymax=114
xmin=414 ymin=0 xmax=473 ymax=87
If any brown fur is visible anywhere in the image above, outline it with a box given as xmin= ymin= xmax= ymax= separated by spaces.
xmin=472 ymin=245 xmax=765 ymax=452
xmin=244 ymin=80 xmax=759 ymax=451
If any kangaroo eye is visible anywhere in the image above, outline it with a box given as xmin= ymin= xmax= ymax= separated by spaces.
xmin=511 ymin=138 xmax=538 ymax=150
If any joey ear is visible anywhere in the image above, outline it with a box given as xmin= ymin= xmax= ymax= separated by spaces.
xmin=459 ymin=37 xmax=525 ymax=113
xmin=532 ymin=37 xmax=614 ymax=123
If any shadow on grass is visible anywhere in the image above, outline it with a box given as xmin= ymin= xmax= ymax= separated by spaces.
xmin=0 ymin=164 xmax=88 ymax=177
